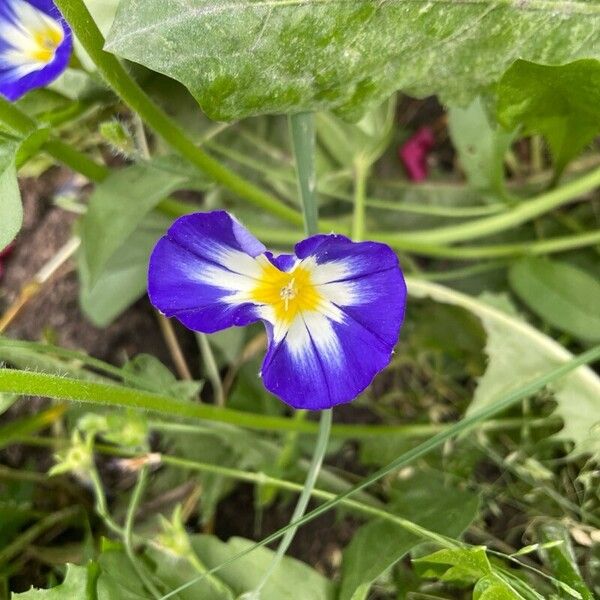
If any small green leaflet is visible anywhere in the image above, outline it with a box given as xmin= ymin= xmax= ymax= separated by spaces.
xmin=106 ymin=0 xmax=600 ymax=121
xmin=0 ymin=139 xmax=21 ymax=250
xmin=497 ymin=59 xmax=600 ymax=176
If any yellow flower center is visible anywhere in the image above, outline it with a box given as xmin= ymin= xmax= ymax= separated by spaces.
xmin=29 ymin=24 xmax=63 ymax=63
xmin=250 ymin=259 xmax=323 ymax=325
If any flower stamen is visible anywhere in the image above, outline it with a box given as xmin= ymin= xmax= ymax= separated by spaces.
xmin=280 ymin=277 xmax=297 ymax=312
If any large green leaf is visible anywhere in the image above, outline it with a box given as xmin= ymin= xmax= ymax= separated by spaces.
xmin=406 ymin=277 xmax=600 ymax=457
xmin=106 ymin=0 xmax=600 ymax=121
xmin=80 ymin=156 xmax=198 ymax=286
xmin=12 ymin=564 xmax=90 ymax=599
xmin=338 ymin=471 xmax=480 ymax=600
xmin=497 ymin=59 xmax=600 ymax=175
xmin=509 ymin=257 xmax=600 ymax=342
xmin=0 ymin=140 xmax=21 ymax=250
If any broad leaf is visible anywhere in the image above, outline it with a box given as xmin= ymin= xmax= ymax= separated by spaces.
xmin=338 ymin=471 xmax=480 ymax=600
xmin=106 ymin=0 xmax=600 ymax=121
xmin=78 ymin=213 xmax=171 ymax=327
xmin=80 ymin=156 xmax=198 ymax=286
xmin=407 ymin=278 xmax=600 ymax=457
xmin=0 ymin=140 xmax=21 ymax=250
xmin=12 ymin=564 xmax=90 ymax=599
xmin=191 ymin=535 xmax=334 ymax=600
xmin=497 ymin=59 xmax=600 ymax=175
xmin=509 ymin=257 xmax=600 ymax=342
xmin=448 ymin=97 xmax=513 ymax=201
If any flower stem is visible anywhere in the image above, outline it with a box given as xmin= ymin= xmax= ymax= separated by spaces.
xmin=54 ymin=0 xmax=303 ymax=227
xmin=288 ymin=112 xmax=318 ymax=235
xmin=249 ymin=113 xmax=332 ymax=597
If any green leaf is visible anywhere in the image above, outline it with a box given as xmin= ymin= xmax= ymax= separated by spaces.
xmin=12 ymin=564 xmax=90 ymax=599
xmin=190 ymin=535 xmax=335 ymax=599
xmin=414 ymin=546 xmax=491 ymax=583
xmin=80 ymin=156 xmax=194 ymax=286
xmin=448 ymin=97 xmax=514 ymax=201
xmin=538 ymin=522 xmax=594 ymax=600
xmin=339 ymin=471 xmax=480 ymax=600
xmin=79 ymin=213 xmax=171 ymax=327
xmin=0 ymin=139 xmax=21 ymax=250
xmin=509 ymin=257 xmax=600 ymax=343
xmin=106 ymin=0 xmax=600 ymax=121
xmin=316 ymin=96 xmax=396 ymax=168
xmin=497 ymin=59 xmax=600 ymax=175
xmin=406 ymin=277 xmax=600 ymax=457
xmin=123 ymin=354 xmax=201 ymax=400
xmin=473 ymin=575 xmax=524 ymax=600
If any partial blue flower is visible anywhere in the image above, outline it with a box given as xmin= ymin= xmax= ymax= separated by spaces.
xmin=0 ymin=0 xmax=72 ymax=101
xmin=148 ymin=211 xmax=407 ymax=410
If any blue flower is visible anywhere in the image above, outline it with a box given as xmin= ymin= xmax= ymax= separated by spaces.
xmin=148 ymin=211 xmax=407 ymax=410
xmin=0 ymin=0 xmax=72 ymax=101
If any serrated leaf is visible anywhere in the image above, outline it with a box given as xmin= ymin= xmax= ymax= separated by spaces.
xmin=0 ymin=139 xmax=21 ymax=250
xmin=106 ymin=0 xmax=600 ymax=121
xmin=497 ymin=59 xmax=600 ymax=175
xmin=509 ymin=257 xmax=600 ymax=342
xmin=339 ymin=471 xmax=480 ymax=600
xmin=12 ymin=564 xmax=90 ymax=599
xmin=407 ymin=277 xmax=600 ymax=457
xmin=448 ymin=97 xmax=514 ymax=201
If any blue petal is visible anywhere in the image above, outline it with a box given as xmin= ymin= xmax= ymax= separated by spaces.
xmin=148 ymin=211 xmax=266 ymax=333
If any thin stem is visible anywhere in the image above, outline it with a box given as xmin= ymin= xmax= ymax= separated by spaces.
xmin=288 ymin=112 xmax=318 ymax=234
xmin=254 ymin=225 xmax=600 ymax=260
xmin=54 ymin=0 xmax=303 ymax=227
xmin=89 ymin=464 xmax=123 ymax=537
xmin=196 ymin=333 xmax=224 ymax=407
xmin=125 ymin=466 xmax=163 ymax=599
xmin=385 ymin=165 xmax=600 ymax=246
xmin=352 ymin=159 xmax=369 ymax=242
xmin=156 ymin=314 xmax=193 ymax=381
xmin=252 ymin=409 xmax=333 ymax=597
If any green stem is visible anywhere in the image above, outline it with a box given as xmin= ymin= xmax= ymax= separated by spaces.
xmin=0 ymin=97 xmax=36 ymax=135
xmin=89 ymin=463 xmax=123 ymax=537
xmin=54 ymin=0 xmax=302 ymax=227
xmin=160 ymin=346 xmax=600 ymax=600
xmin=0 ymin=368 xmax=582 ymax=439
xmin=352 ymin=159 xmax=369 ymax=242
xmin=0 ymin=506 xmax=80 ymax=566
xmin=125 ymin=466 xmax=163 ymax=599
xmin=289 ymin=112 xmax=318 ymax=234
xmin=386 ymin=165 xmax=600 ymax=246
xmin=196 ymin=333 xmax=225 ymax=407
xmin=254 ymin=225 xmax=600 ymax=260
